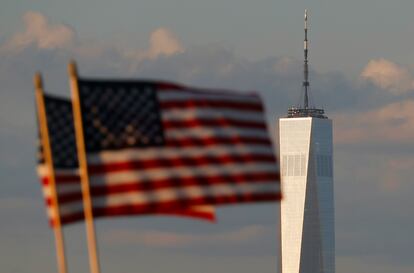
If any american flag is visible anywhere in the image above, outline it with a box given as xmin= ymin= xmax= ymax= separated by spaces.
xmin=74 ymin=80 xmax=280 ymax=214
xmin=37 ymin=95 xmax=83 ymax=226
xmin=36 ymin=94 xmax=215 ymax=226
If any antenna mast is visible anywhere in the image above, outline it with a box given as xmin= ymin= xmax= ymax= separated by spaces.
xmin=303 ymin=9 xmax=309 ymax=109
xmin=287 ymin=10 xmax=326 ymax=119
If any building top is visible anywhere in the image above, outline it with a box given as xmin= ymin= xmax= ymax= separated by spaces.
xmin=287 ymin=107 xmax=327 ymax=118
xmin=286 ymin=9 xmax=327 ymax=119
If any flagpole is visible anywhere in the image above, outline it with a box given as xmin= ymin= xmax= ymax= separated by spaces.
xmin=68 ymin=61 xmax=101 ymax=273
xmin=34 ymin=73 xmax=68 ymax=273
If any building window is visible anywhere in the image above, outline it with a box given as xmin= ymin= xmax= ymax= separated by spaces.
xmin=316 ymin=154 xmax=333 ymax=177
xmin=281 ymin=154 xmax=307 ymax=177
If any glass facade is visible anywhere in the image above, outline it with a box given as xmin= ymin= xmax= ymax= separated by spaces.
xmin=279 ymin=117 xmax=334 ymax=273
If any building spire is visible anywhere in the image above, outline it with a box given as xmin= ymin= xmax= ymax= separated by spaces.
xmin=286 ymin=10 xmax=326 ymax=119
xmin=303 ymin=9 xmax=309 ymax=109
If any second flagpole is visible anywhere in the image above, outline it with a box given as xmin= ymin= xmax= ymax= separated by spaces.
xmin=68 ymin=61 xmax=101 ymax=273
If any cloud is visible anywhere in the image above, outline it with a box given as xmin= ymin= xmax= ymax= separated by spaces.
xmin=125 ymin=27 xmax=184 ymax=63
xmin=361 ymin=58 xmax=414 ymax=94
xmin=2 ymin=11 xmax=75 ymax=51
xmin=146 ymin=28 xmax=184 ymax=58
xmin=1 ymin=11 xmax=183 ymax=67
xmin=334 ymin=99 xmax=414 ymax=145
xmin=103 ymin=225 xmax=271 ymax=247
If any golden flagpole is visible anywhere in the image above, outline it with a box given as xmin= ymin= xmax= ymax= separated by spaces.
xmin=34 ymin=73 xmax=68 ymax=273
xmin=68 ymin=61 xmax=101 ymax=273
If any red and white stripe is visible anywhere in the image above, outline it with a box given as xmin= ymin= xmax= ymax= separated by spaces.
xmin=80 ymin=87 xmax=280 ymax=215
xmin=37 ymin=165 xmax=84 ymax=226
xmin=37 ymin=164 xmax=215 ymax=227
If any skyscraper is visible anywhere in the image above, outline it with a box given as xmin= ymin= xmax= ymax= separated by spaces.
xmin=279 ymin=10 xmax=335 ymax=273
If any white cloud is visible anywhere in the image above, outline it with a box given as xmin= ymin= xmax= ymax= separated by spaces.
xmin=0 ymin=12 xmax=183 ymax=67
xmin=103 ymin=225 xmax=270 ymax=247
xmin=361 ymin=58 xmax=414 ymax=94
xmin=146 ymin=28 xmax=184 ymax=59
xmin=2 ymin=11 xmax=75 ymax=51
xmin=126 ymin=27 xmax=185 ymax=62
xmin=333 ymin=99 xmax=414 ymax=145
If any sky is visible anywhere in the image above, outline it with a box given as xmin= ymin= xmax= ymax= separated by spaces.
xmin=1 ymin=1 xmax=414 ymax=273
